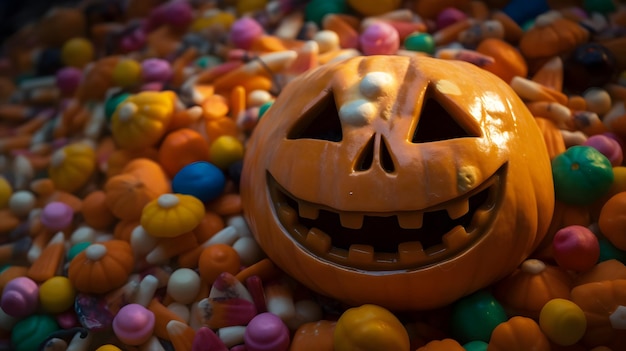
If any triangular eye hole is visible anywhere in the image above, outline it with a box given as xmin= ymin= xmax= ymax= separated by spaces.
xmin=412 ymin=97 xmax=477 ymax=143
xmin=287 ymin=90 xmax=343 ymax=142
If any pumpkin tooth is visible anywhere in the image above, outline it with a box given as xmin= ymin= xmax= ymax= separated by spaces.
xmin=305 ymin=228 xmax=332 ymax=255
xmin=442 ymin=225 xmax=470 ymax=249
xmin=396 ymin=212 xmax=424 ymax=229
xmin=339 ymin=213 xmax=364 ymax=229
xmin=276 ymin=202 xmax=299 ymax=226
xmin=446 ymin=199 xmax=470 ymax=219
xmin=347 ymin=244 xmax=375 ymax=264
xmin=298 ymin=202 xmax=319 ymax=220
xmin=398 ymin=241 xmax=427 ymax=265
xmin=468 ymin=208 xmax=490 ymax=232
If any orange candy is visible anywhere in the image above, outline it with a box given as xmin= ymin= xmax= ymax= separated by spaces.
xmin=598 ymin=192 xmax=626 ymax=250
xmin=476 ymin=38 xmax=527 ymax=84
xmin=158 ymin=128 xmax=211 ymax=178
xmin=198 ymin=244 xmax=241 ymax=285
xmin=81 ymin=190 xmax=116 ymax=230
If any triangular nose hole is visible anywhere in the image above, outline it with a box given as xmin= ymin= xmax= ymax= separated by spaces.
xmin=412 ymin=97 xmax=476 ymax=143
xmin=380 ymin=136 xmax=395 ymax=173
xmin=355 ymin=135 xmax=375 ymax=172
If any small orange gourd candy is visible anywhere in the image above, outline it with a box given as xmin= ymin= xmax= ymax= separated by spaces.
xmin=519 ymin=14 xmax=589 ymax=59
xmin=487 ymin=316 xmax=551 ymax=351
xmin=493 ymin=258 xmax=573 ymax=320
xmin=76 ymin=56 xmax=119 ymax=102
xmin=110 ymin=91 xmax=176 ymax=151
xmin=68 ymin=240 xmax=134 ymax=294
xmin=81 ymin=190 xmax=116 ymax=230
xmin=104 ymin=158 xmax=170 ymax=221
xmin=598 ymin=192 xmax=626 ymax=250
xmin=416 ymin=338 xmax=465 ymax=351
xmin=48 ymin=142 xmax=96 ymax=193
xmin=475 ymin=38 xmax=527 ymax=84
xmin=158 ymin=128 xmax=211 ymax=178
xmin=570 ymin=279 xmax=626 ymax=349
xmin=141 ymin=194 xmax=205 ymax=238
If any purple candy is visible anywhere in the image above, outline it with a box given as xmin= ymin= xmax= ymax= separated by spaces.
xmin=436 ymin=7 xmax=468 ymax=30
xmin=141 ymin=58 xmax=172 ymax=83
xmin=55 ymin=67 xmax=82 ymax=95
xmin=40 ymin=201 xmax=74 ymax=231
xmin=1 ymin=277 xmax=39 ymax=318
xmin=583 ymin=134 xmax=624 ymax=167
xmin=229 ymin=17 xmax=264 ymax=50
xmin=244 ymin=312 xmax=289 ymax=351
xmin=359 ymin=21 xmax=400 ymax=56
xmin=112 ymin=304 xmax=155 ymax=346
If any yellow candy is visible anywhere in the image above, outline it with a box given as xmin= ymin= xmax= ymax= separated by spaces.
xmin=0 ymin=176 xmax=12 ymax=208
xmin=141 ymin=193 xmax=205 ymax=238
xmin=95 ymin=345 xmax=122 ymax=351
xmin=191 ymin=11 xmax=236 ymax=32
xmin=61 ymin=37 xmax=94 ymax=68
xmin=539 ymin=298 xmax=586 ymax=346
xmin=334 ymin=304 xmax=410 ymax=351
xmin=39 ymin=276 xmax=76 ymax=314
xmin=236 ymin=0 xmax=267 ymax=15
xmin=112 ymin=59 xmax=142 ymax=88
xmin=346 ymin=0 xmax=402 ymax=16
xmin=209 ymin=135 xmax=244 ymax=169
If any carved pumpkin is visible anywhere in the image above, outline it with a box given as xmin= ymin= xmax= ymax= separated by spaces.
xmin=240 ymin=55 xmax=555 ymax=310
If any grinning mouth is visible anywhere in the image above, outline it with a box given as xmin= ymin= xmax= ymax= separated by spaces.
xmin=268 ymin=165 xmax=505 ymax=271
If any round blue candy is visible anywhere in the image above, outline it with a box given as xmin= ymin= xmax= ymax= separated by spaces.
xmin=172 ymin=161 xmax=226 ymax=203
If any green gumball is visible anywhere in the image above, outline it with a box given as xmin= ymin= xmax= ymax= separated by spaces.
xmin=450 ymin=290 xmax=508 ymax=344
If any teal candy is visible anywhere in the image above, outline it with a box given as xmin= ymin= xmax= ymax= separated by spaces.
xmin=463 ymin=340 xmax=488 ymax=351
xmin=583 ymin=0 xmax=617 ymax=14
xmin=11 ymin=314 xmax=59 ymax=351
xmin=105 ymin=92 xmax=131 ymax=123
xmin=68 ymin=241 xmax=91 ymax=261
xmin=552 ymin=145 xmax=614 ymax=206
xmin=258 ymin=101 xmax=273 ymax=119
xmin=450 ymin=290 xmax=508 ymax=344
xmin=598 ymin=237 xmax=626 ymax=263
xmin=304 ymin=0 xmax=348 ymax=27
xmin=404 ymin=33 xmax=435 ymax=54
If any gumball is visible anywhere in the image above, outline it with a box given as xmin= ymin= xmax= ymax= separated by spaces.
xmin=229 ymin=17 xmax=264 ymax=50
xmin=61 ymin=37 xmax=95 ymax=68
xmin=539 ymin=298 xmax=586 ymax=346
xmin=359 ymin=21 xmax=400 ymax=56
xmin=450 ymin=290 xmax=508 ymax=344
xmin=141 ymin=58 xmax=172 ymax=83
xmin=40 ymin=201 xmax=74 ymax=232
xmin=56 ymin=67 xmax=82 ymax=95
xmin=404 ymin=33 xmax=435 ymax=54
xmin=583 ymin=134 xmax=623 ymax=167
xmin=39 ymin=276 xmax=76 ymax=314
xmin=552 ymin=225 xmax=600 ymax=272
xmin=112 ymin=59 xmax=142 ymax=88
xmin=172 ymin=161 xmax=226 ymax=203
xmin=112 ymin=303 xmax=155 ymax=345
xmin=210 ymin=136 xmax=245 ymax=169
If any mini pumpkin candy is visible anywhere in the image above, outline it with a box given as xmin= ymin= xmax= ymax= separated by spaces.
xmin=140 ymin=193 xmax=205 ymax=238
xmin=488 ymin=316 xmax=551 ymax=351
xmin=48 ymin=141 xmax=96 ymax=194
xmin=67 ymin=240 xmax=134 ymax=294
xmin=240 ymin=55 xmax=555 ymax=310
xmin=110 ymin=91 xmax=176 ymax=151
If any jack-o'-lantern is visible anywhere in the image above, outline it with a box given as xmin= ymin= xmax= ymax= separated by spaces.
xmin=240 ymin=55 xmax=554 ymax=310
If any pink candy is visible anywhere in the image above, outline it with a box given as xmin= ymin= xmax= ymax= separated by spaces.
xmin=112 ymin=303 xmax=155 ymax=345
xmin=244 ymin=312 xmax=290 ymax=351
xmin=584 ymin=134 xmax=624 ymax=167
xmin=552 ymin=225 xmax=600 ymax=272
xmin=359 ymin=21 xmax=400 ymax=56
xmin=1 ymin=277 xmax=39 ymax=318
xmin=230 ymin=17 xmax=265 ymax=50
xmin=40 ymin=201 xmax=74 ymax=231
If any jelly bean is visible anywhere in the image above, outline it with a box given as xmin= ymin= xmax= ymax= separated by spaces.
xmin=539 ymin=298 xmax=586 ymax=346
xmin=40 ymin=201 xmax=74 ymax=231
xmin=552 ymin=225 xmax=600 ymax=272
xmin=404 ymin=33 xmax=435 ymax=54
xmin=564 ymin=43 xmax=618 ymax=94
xmin=172 ymin=161 xmax=227 ymax=203
xmin=141 ymin=58 xmax=173 ymax=83
xmin=55 ymin=67 xmax=82 ymax=95
xmin=552 ymin=145 xmax=614 ymax=206
xmin=39 ymin=276 xmax=76 ymax=314
xmin=167 ymin=268 xmax=201 ymax=305
xmin=61 ymin=37 xmax=95 ymax=68
xmin=359 ymin=21 xmax=400 ymax=56
xmin=229 ymin=17 xmax=265 ymax=50
xmin=450 ymin=290 xmax=507 ymax=344
xmin=209 ymin=135 xmax=245 ymax=169
xmin=112 ymin=303 xmax=155 ymax=345
xmin=244 ymin=312 xmax=290 ymax=351
xmin=583 ymin=134 xmax=623 ymax=167
xmin=0 ymin=276 xmax=38 ymax=318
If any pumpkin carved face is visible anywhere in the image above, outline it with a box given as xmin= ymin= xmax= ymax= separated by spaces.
xmin=241 ymin=55 xmax=555 ymax=310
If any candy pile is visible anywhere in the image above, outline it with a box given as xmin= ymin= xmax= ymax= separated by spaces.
xmin=0 ymin=0 xmax=625 ymax=350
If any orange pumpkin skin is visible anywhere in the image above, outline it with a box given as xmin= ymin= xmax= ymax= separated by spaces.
xmin=240 ymin=55 xmax=555 ymax=310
